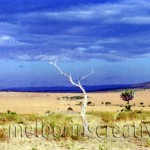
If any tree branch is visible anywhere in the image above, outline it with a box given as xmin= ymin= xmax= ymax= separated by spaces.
xmin=49 ymin=60 xmax=94 ymax=92
xmin=49 ymin=60 xmax=94 ymax=86
xmin=79 ymin=69 xmax=94 ymax=81
xmin=49 ymin=61 xmax=80 ymax=87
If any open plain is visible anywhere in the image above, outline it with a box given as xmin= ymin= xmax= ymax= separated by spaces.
xmin=0 ymin=90 xmax=150 ymax=150
xmin=0 ymin=90 xmax=150 ymax=114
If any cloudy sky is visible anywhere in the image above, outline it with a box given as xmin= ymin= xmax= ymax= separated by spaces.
xmin=0 ymin=0 xmax=150 ymax=88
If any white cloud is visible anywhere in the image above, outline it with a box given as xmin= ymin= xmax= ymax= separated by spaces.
xmin=42 ymin=0 xmax=150 ymax=25
xmin=96 ymin=38 xmax=121 ymax=44
xmin=0 ymin=35 xmax=26 ymax=46
xmin=17 ymin=54 xmax=31 ymax=61
xmin=120 ymin=16 xmax=150 ymax=24
xmin=34 ymin=55 xmax=58 ymax=61
xmin=1 ymin=35 xmax=11 ymax=40
xmin=89 ymin=45 xmax=103 ymax=49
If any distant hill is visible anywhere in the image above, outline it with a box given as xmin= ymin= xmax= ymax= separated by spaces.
xmin=131 ymin=81 xmax=150 ymax=89
xmin=0 ymin=85 xmax=130 ymax=93
xmin=0 ymin=81 xmax=149 ymax=92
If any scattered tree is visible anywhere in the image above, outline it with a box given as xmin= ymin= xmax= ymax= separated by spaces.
xmin=49 ymin=60 xmax=94 ymax=136
xmin=120 ymin=90 xmax=135 ymax=111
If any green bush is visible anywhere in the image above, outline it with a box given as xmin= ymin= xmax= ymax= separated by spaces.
xmin=121 ymin=90 xmax=135 ymax=104
xmin=125 ymin=104 xmax=132 ymax=111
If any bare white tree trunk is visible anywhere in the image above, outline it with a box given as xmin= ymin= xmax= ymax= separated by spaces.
xmin=49 ymin=60 xmax=94 ymax=136
xmin=81 ymin=88 xmax=89 ymax=136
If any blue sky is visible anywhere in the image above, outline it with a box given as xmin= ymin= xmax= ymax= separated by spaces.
xmin=0 ymin=0 xmax=150 ymax=88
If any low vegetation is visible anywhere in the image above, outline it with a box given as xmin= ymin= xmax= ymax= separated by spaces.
xmin=0 ymin=109 xmax=150 ymax=149
xmin=60 ymin=95 xmax=90 ymax=100
xmin=0 ymin=128 xmax=8 ymax=142
xmin=0 ymin=111 xmax=43 ymax=125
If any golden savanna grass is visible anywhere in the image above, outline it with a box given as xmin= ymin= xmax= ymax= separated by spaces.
xmin=0 ymin=90 xmax=149 ymax=114
xmin=0 ymin=90 xmax=150 ymax=150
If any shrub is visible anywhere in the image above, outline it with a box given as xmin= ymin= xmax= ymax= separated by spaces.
xmin=121 ymin=90 xmax=135 ymax=111
xmin=125 ymin=104 xmax=132 ymax=111
xmin=7 ymin=110 xmax=11 ymax=114
xmin=0 ymin=128 xmax=8 ymax=142
xmin=75 ymin=102 xmax=82 ymax=106
xmin=105 ymin=102 xmax=111 ymax=105
xmin=87 ymin=101 xmax=95 ymax=106
xmin=45 ymin=110 xmax=51 ymax=114
xmin=87 ymin=101 xmax=92 ymax=105
xmin=67 ymin=107 xmax=73 ymax=111
xmin=0 ymin=112 xmax=22 ymax=124
xmin=11 ymin=112 xmax=17 ymax=115
xmin=32 ymin=148 xmax=37 ymax=150
xmin=70 ymin=96 xmax=84 ymax=100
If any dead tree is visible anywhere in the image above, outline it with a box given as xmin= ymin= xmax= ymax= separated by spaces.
xmin=49 ymin=60 xmax=94 ymax=136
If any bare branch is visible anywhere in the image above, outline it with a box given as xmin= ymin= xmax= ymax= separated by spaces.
xmin=49 ymin=61 xmax=80 ymax=87
xmin=49 ymin=60 xmax=94 ymax=90
xmin=49 ymin=60 xmax=94 ymax=137
xmin=79 ymin=69 xmax=94 ymax=81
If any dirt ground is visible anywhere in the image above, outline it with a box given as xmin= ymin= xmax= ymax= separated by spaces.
xmin=0 ymin=90 xmax=149 ymax=114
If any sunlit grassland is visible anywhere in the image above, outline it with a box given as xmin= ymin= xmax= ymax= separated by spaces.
xmin=0 ymin=110 xmax=150 ymax=149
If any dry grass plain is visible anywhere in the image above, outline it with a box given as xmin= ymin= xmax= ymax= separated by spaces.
xmin=0 ymin=90 xmax=150 ymax=114
xmin=0 ymin=90 xmax=150 ymax=150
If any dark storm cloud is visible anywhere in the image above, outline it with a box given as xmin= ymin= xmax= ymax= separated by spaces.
xmin=0 ymin=0 xmax=150 ymax=61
